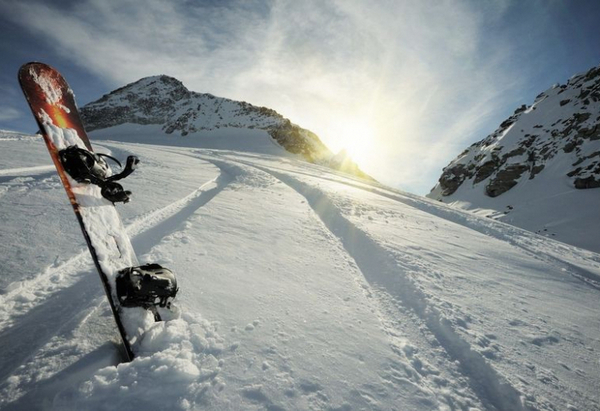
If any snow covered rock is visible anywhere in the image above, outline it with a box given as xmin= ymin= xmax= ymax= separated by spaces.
xmin=428 ymin=63 xmax=600 ymax=253
xmin=80 ymin=75 xmax=372 ymax=180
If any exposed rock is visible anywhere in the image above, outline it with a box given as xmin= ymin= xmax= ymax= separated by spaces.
xmin=529 ymin=164 xmax=545 ymax=179
xmin=268 ymin=121 xmax=327 ymax=163
xmin=584 ymin=66 xmax=600 ymax=82
xmin=80 ymin=75 xmax=373 ymax=181
xmin=514 ymin=104 xmax=528 ymax=115
xmin=503 ymin=146 xmax=527 ymax=160
xmin=429 ymin=62 xmax=600 ymax=199
xmin=438 ymin=164 xmax=470 ymax=196
xmin=579 ymin=125 xmax=600 ymax=140
xmin=563 ymin=140 xmax=578 ymax=153
xmin=485 ymin=164 xmax=529 ymax=197
xmin=574 ymin=176 xmax=600 ymax=189
xmin=573 ymin=112 xmax=591 ymax=123
xmin=474 ymin=160 xmax=499 ymax=183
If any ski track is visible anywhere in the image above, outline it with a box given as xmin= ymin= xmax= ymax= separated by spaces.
xmin=0 ymin=252 xmax=93 ymax=332
xmin=262 ymin=170 xmax=531 ymax=411
xmin=0 ymin=148 xmax=234 ymax=407
xmin=0 ymin=156 xmax=233 ymax=347
xmin=3 ymin=142 xmax=598 ymax=410
xmin=189 ymin=154 xmax=486 ymax=409
xmin=226 ymin=153 xmax=600 ymax=290
xmin=0 ymin=166 xmax=56 ymax=187
xmin=0 ymin=170 xmax=60 ymax=191
xmin=0 ymin=267 xmax=102 ymax=386
xmin=99 ymin=142 xmax=239 ymax=255
xmin=1 ymin=341 xmax=120 ymax=411
xmin=127 ymin=171 xmax=235 ymax=256
xmin=184 ymin=149 xmax=598 ymax=411
xmin=0 ymin=165 xmax=55 ymax=177
xmin=0 ymin=296 xmax=123 ymax=409
xmin=206 ymin=155 xmax=530 ymax=411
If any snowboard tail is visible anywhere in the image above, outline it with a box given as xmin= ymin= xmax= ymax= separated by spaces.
xmin=18 ymin=62 xmax=156 ymax=361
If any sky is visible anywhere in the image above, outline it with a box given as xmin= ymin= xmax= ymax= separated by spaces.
xmin=1 ymin=0 xmax=600 ymax=195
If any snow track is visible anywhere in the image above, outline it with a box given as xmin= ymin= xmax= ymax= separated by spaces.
xmin=228 ymin=152 xmax=600 ymax=290
xmin=0 ymin=166 xmax=230 ymax=333
xmin=0 ymin=165 xmax=55 ymax=181
xmin=0 ymin=253 xmax=93 ymax=331
xmin=2 ymin=139 xmax=599 ymax=411
xmin=210 ymin=152 xmax=599 ymax=411
xmin=0 ymin=266 xmax=102 ymax=385
xmin=0 ymin=149 xmax=232 ymax=407
xmin=223 ymin=160 xmax=526 ymax=411
xmin=128 ymin=171 xmax=234 ymax=256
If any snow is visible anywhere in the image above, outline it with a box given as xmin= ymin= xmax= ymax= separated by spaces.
xmin=428 ymin=66 xmax=600 ymax=254
xmin=0 ymin=128 xmax=599 ymax=410
xmin=82 ymin=76 xmax=288 ymax=136
xmin=90 ymin=124 xmax=290 ymax=157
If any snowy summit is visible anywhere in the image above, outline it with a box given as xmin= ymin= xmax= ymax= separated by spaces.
xmin=80 ymin=75 xmax=373 ymax=181
xmin=428 ymin=64 xmax=600 ymax=254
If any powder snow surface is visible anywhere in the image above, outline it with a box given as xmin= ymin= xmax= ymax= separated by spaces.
xmin=0 ymin=129 xmax=599 ymax=410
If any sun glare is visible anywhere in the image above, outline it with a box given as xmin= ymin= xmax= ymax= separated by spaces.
xmin=328 ymin=120 xmax=376 ymax=170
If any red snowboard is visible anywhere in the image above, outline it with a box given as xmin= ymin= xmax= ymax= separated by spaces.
xmin=19 ymin=62 xmax=157 ymax=361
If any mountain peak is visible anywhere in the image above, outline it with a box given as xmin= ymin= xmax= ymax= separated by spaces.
xmin=95 ymin=74 xmax=191 ymax=105
xmin=139 ymin=74 xmax=183 ymax=85
xmin=429 ymin=62 xmax=600 ymax=199
xmin=130 ymin=75 xmax=189 ymax=93
xmin=427 ymin=62 xmax=600 ymax=253
xmin=80 ymin=75 xmax=374 ymax=181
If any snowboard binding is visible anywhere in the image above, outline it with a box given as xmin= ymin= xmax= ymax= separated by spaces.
xmin=59 ymin=145 xmax=139 ymax=203
xmin=116 ymin=264 xmax=178 ymax=310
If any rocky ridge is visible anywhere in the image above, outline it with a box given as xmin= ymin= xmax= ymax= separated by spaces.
xmin=429 ymin=64 xmax=600 ymax=199
xmin=80 ymin=75 xmax=373 ymax=180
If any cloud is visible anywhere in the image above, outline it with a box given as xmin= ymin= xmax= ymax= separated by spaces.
xmin=0 ymin=106 xmax=21 ymax=122
xmin=2 ymin=0 xmax=534 ymax=193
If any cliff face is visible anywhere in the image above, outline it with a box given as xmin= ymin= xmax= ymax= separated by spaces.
xmin=81 ymin=75 xmax=373 ymax=180
xmin=429 ymin=65 xmax=600 ymax=200
xmin=427 ymin=64 xmax=600 ymax=253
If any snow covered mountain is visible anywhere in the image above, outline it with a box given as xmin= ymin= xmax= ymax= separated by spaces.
xmin=428 ymin=64 xmax=600 ymax=253
xmin=80 ymin=75 xmax=373 ymax=181
xmin=1 ymin=129 xmax=599 ymax=411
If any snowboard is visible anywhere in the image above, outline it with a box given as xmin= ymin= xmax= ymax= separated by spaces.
xmin=18 ymin=62 xmax=161 ymax=361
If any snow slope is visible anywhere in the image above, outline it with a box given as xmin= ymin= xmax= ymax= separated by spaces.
xmin=0 ymin=129 xmax=599 ymax=411
xmin=428 ymin=65 xmax=600 ymax=254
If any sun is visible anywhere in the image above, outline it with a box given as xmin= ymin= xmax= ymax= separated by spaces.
xmin=328 ymin=120 xmax=376 ymax=169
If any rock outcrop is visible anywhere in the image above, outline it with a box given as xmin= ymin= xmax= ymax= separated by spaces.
xmin=429 ymin=64 xmax=600 ymax=200
xmin=80 ymin=75 xmax=374 ymax=181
